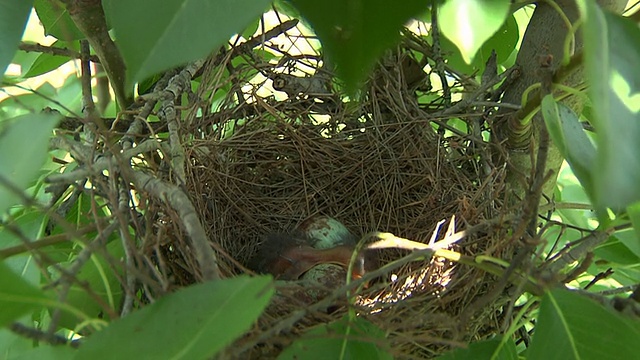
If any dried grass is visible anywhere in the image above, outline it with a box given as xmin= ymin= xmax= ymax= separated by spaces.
xmin=143 ymin=23 xmax=519 ymax=359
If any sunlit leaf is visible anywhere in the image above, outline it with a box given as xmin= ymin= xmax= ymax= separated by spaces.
xmin=441 ymin=15 xmax=519 ymax=76
xmin=76 ymin=276 xmax=274 ymax=360
xmin=0 ymin=0 xmax=33 ymax=79
xmin=528 ymin=288 xmax=640 ymax=360
xmin=438 ymin=0 xmax=510 ymax=63
xmin=278 ymin=316 xmax=392 ymax=360
xmin=290 ymin=0 xmax=427 ymax=93
xmin=0 ymin=113 xmax=60 ymax=215
xmin=33 ymin=0 xmax=85 ymax=41
xmin=580 ymin=5 xmax=640 ymax=210
xmin=103 ymin=0 xmax=270 ymax=88
xmin=541 ymin=95 xmax=596 ymax=205
xmin=23 ymin=41 xmax=78 ymax=78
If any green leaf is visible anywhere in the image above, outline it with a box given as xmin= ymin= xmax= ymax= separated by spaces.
xmin=75 ymin=276 xmax=274 ymax=360
xmin=278 ymin=316 xmax=392 ymax=360
xmin=581 ymin=6 xmax=640 ymax=210
xmin=33 ymin=0 xmax=85 ymax=41
xmin=0 ymin=261 xmax=48 ymax=327
xmin=438 ymin=0 xmax=510 ymax=63
xmin=541 ymin=95 xmax=596 ymax=205
xmin=0 ymin=210 xmax=46 ymax=287
xmin=438 ymin=337 xmax=518 ymax=360
xmin=440 ymin=14 xmax=519 ymax=77
xmin=629 ymin=201 xmax=640 ymax=256
xmin=0 ymin=0 xmax=33 ymax=80
xmin=8 ymin=345 xmax=77 ymax=360
xmin=0 ymin=113 xmax=60 ymax=215
xmin=23 ymin=41 xmax=78 ymax=78
xmin=609 ymin=228 xmax=640 ymax=261
xmin=290 ymin=0 xmax=427 ymax=93
xmin=594 ymin=236 xmax=640 ymax=266
xmin=103 ymin=0 xmax=270 ymax=88
xmin=528 ymin=288 xmax=640 ymax=360
xmin=0 ymin=327 xmax=35 ymax=360
xmin=56 ymin=236 xmax=124 ymax=332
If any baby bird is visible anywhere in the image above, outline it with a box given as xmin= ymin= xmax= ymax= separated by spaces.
xmin=248 ymin=233 xmax=376 ymax=280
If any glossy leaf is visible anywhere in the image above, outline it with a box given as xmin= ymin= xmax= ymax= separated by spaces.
xmin=103 ymin=0 xmax=270 ymax=88
xmin=33 ymin=0 xmax=84 ymax=41
xmin=528 ymin=288 xmax=640 ymax=360
xmin=541 ymin=95 xmax=596 ymax=204
xmin=0 ymin=0 xmax=33 ymax=79
xmin=0 ymin=261 xmax=48 ymax=327
xmin=438 ymin=337 xmax=517 ymax=360
xmin=580 ymin=4 xmax=640 ymax=210
xmin=438 ymin=0 xmax=510 ymax=63
xmin=0 ymin=113 xmax=60 ymax=215
xmin=290 ymin=0 xmax=427 ymax=93
xmin=441 ymin=14 xmax=519 ymax=80
xmin=278 ymin=316 xmax=392 ymax=360
xmin=75 ymin=276 xmax=274 ymax=360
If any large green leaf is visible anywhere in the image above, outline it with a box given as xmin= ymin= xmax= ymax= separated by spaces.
xmin=290 ymin=0 xmax=427 ymax=93
xmin=278 ymin=316 xmax=392 ymax=360
xmin=438 ymin=0 xmax=510 ymax=63
xmin=0 ymin=261 xmax=48 ymax=327
xmin=438 ymin=337 xmax=517 ymax=360
xmin=541 ymin=95 xmax=596 ymax=206
xmin=0 ymin=113 xmax=60 ymax=215
xmin=580 ymin=4 xmax=640 ymax=210
xmin=528 ymin=288 xmax=640 ymax=360
xmin=0 ymin=0 xmax=33 ymax=79
xmin=9 ymin=345 xmax=77 ymax=360
xmin=0 ymin=327 xmax=36 ymax=360
xmin=103 ymin=0 xmax=270 ymax=88
xmin=33 ymin=0 xmax=84 ymax=41
xmin=75 ymin=276 xmax=274 ymax=360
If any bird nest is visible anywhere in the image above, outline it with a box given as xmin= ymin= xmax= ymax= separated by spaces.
xmin=145 ymin=20 xmax=518 ymax=359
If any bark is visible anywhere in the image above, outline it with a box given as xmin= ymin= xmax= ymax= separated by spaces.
xmin=494 ymin=0 xmax=627 ymax=203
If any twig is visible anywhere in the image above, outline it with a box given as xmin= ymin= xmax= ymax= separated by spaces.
xmin=132 ymin=171 xmax=220 ymax=281
xmin=429 ymin=6 xmax=451 ymax=105
xmin=10 ymin=322 xmax=81 ymax=348
xmin=60 ymin=0 xmax=133 ymax=108
xmin=18 ymin=42 xmax=100 ymax=62
xmin=583 ymin=267 xmax=614 ymax=290
xmin=46 ymin=139 xmax=166 ymax=184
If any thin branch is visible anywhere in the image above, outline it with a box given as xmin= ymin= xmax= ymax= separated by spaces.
xmin=19 ymin=42 xmax=100 ymax=62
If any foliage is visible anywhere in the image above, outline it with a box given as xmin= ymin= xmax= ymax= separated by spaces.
xmin=1 ymin=0 xmax=639 ymax=359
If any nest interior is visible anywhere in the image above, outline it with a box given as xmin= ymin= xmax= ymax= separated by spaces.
xmin=150 ymin=20 xmax=517 ymax=359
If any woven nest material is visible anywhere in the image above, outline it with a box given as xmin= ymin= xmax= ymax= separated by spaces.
xmin=146 ymin=22 xmax=517 ymax=359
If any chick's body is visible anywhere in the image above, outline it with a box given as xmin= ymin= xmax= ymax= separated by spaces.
xmin=248 ymin=233 xmax=372 ymax=280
